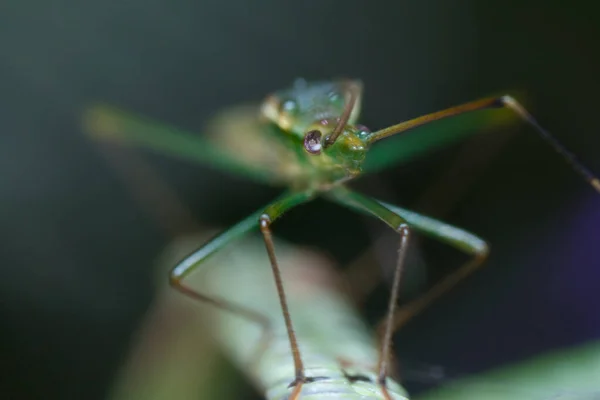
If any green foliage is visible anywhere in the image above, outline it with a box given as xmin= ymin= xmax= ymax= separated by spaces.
xmin=416 ymin=340 xmax=600 ymax=399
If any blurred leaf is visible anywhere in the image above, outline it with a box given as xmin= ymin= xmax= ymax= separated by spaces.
xmin=108 ymin=234 xmax=246 ymax=400
xmin=416 ymin=340 xmax=600 ymax=399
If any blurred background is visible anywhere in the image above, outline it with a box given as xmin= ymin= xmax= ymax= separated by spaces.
xmin=1 ymin=1 xmax=599 ymax=399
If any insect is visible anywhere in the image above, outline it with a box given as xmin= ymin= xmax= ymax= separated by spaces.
xmin=96 ymin=146 xmax=410 ymax=399
xmin=85 ymin=78 xmax=600 ymax=400
xmin=99 ymin=142 xmax=600 ymax=400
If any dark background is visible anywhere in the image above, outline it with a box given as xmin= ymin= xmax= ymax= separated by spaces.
xmin=1 ymin=1 xmax=599 ymax=399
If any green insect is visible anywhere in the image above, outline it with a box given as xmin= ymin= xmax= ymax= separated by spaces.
xmin=85 ymin=78 xmax=600 ymax=400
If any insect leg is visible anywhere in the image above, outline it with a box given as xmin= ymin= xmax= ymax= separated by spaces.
xmin=371 ymin=199 xmax=489 ymax=334
xmin=345 ymin=131 xmax=510 ymax=306
xmin=170 ymin=191 xmax=311 ymax=376
xmin=171 ymin=191 xmax=313 ymax=397
xmin=257 ymin=191 xmax=315 ymax=399
xmin=365 ymin=96 xmax=600 ymax=193
xmin=330 ymin=186 xmax=488 ymax=327
xmin=325 ymin=186 xmax=411 ymax=400
xmin=83 ymin=104 xmax=272 ymax=183
xmin=343 ymin=202 xmax=489 ymax=322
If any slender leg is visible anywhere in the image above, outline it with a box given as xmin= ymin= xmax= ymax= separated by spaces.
xmin=372 ymin=199 xmax=489 ymax=334
xmin=365 ymin=95 xmax=600 ymax=194
xmin=83 ymin=104 xmax=272 ymax=183
xmin=169 ymin=193 xmax=309 ymax=365
xmin=257 ymin=192 xmax=317 ymax=398
xmin=344 ymin=131 xmax=510 ymax=306
xmin=169 ymin=208 xmax=271 ymax=360
xmin=325 ymin=186 xmax=411 ymax=400
xmin=327 ymin=186 xmax=489 ymax=394
xmin=170 ymin=191 xmax=313 ymax=380
xmin=329 ymin=187 xmax=489 ymax=327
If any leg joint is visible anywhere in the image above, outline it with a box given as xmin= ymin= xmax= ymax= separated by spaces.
xmin=259 ymin=213 xmax=271 ymax=231
xmin=499 ymin=94 xmax=517 ymax=107
xmin=472 ymin=241 xmax=490 ymax=260
xmin=396 ymin=223 xmax=411 ymax=236
xmin=168 ymin=272 xmax=180 ymax=287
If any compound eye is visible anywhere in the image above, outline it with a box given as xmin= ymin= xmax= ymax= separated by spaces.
xmin=304 ymin=129 xmax=323 ymax=154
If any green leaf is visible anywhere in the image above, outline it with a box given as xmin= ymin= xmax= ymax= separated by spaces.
xmin=416 ymin=340 xmax=600 ymax=400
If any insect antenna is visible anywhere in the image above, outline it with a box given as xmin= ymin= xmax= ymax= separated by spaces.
xmin=323 ymin=81 xmax=361 ymax=148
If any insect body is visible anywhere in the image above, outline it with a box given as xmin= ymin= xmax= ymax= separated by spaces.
xmin=85 ymin=78 xmax=599 ymax=400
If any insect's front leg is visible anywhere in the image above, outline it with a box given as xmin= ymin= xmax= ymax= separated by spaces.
xmin=257 ymin=191 xmax=315 ymax=400
xmin=169 ymin=191 xmax=310 ymax=374
xmin=168 ymin=208 xmax=271 ymax=356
